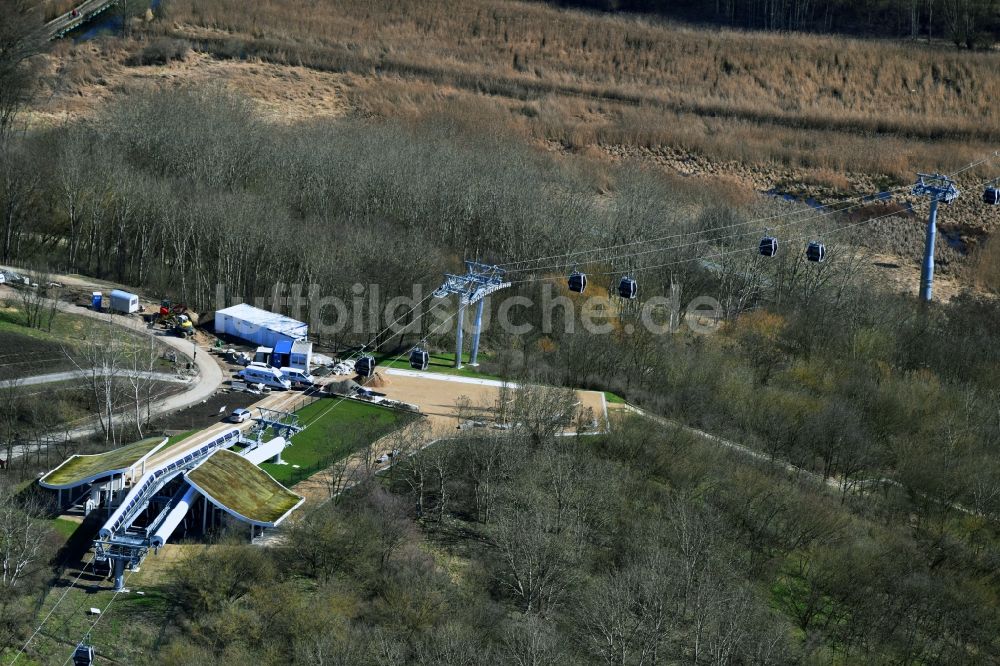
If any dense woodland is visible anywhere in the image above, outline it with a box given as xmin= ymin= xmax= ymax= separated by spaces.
xmin=547 ymin=0 xmax=1000 ymax=44
xmin=2 ymin=0 xmax=1000 ymax=662
xmin=157 ymin=383 xmax=1000 ymax=664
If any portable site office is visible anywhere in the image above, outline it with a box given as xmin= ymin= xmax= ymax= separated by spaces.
xmin=213 ymin=304 xmax=308 ymax=348
xmin=109 ymin=290 xmax=140 ymax=314
xmin=271 ymin=339 xmax=313 ymax=371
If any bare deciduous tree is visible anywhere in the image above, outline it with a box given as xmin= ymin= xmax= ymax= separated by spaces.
xmin=0 ymin=0 xmax=44 ymax=147
xmin=122 ymin=335 xmax=161 ymax=438
xmin=509 ymin=384 xmax=578 ymax=448
xmin=490 ymin=495 xmax=576 ymax=615
xmin=64 ymin=316 xmax=124 ymax=443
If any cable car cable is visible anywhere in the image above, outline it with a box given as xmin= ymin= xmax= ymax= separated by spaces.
xmin=507 ymin=167 xmax=1000 ymax=279
xmin=496 ymin=152 xmax=999 ymax=271
xmin=504 ymin=189 xmax=906 ymax=277
xmin=10 ymin=560 xmax=94 ymax=665
xmin=61 ymin=571 xmax=134 ymax=666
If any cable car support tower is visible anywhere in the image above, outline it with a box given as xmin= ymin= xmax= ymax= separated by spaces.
xmin=912 ymin=173 xmax=960 ymax=303
xmin=433 ymin=261 xmax=511 ymax=369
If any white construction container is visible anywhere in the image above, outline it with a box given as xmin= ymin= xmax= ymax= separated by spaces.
xmin=289 ymin=339 xmax=313 ymax=372
xmin=213 ymin=303 xmax=308 ymax=348
xmin=109 ymin=289 xmax=139 ymax=314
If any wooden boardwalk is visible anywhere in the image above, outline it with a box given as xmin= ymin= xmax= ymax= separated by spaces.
xmin=45 ymin=0 xmax=119 ymax=40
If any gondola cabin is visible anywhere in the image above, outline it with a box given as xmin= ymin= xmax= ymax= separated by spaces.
xmin=568 ymin=271 xmax=587 ymax=294
xmin=617 ymin=276 xmax=638 ymax=299
xmin=759 ymin=236 xmax=779 ymax=257
xmin=984 ymin=186 xmax=1000 ymax=206
xmin=355 ymin=355 xmax=376 ymax=378
xmin=409 ymin=348 xmax=430 ymax=371
xmin=806 ymin=241 xmax=826 ymax=263
xmin=72 ymin=642 xmax=94 ymax=666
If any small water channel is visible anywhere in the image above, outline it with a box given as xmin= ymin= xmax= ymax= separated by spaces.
xmin=71 ymin=0 xmax=161 ymax=42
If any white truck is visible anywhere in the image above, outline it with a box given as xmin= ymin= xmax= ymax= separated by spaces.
xmin=280 ymin=367 xmax=315 ymax=388
xmin=239 ymin=363 xmax=292 ymax=390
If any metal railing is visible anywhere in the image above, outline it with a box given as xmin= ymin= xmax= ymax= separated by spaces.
xmin=98 ymin=429 xmax=238 ymax=540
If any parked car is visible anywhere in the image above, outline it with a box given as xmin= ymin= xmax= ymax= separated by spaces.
xmin=229 ymin=408 xmax=252 ymax=423
xmin=280 ymin=367 xmax=315 ymax=388
xmin=376 ymin=449 xmax=403 ymax=465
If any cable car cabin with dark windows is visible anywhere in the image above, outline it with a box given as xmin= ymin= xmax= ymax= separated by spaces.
xmin=73 ymin=643 xmax=95 ymax=666
xmin=985 ymin=187 xmax=1000 ymax=205
xmin=759 ymin=236 xmax=779 ymax=257
xmin=806 ymin=241 xmax=826 ymax=263
xmin=617 ymin=276 xmax=638 ymax=299
xmin=409 ymin=348 xmax=429 ymax=371
xmin=355 ymin=356 xmax=376 ymax=378
xmin=568 ymin=271 xmax=587 ymax=294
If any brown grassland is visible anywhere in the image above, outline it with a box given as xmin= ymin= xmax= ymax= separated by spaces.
xmin=150 ymin=0 xmax=1000 ymax=174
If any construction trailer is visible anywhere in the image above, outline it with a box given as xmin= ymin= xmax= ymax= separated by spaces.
xmin=213 ymin=304 xmax=308 ymax=348
xmin=270 ymin=339 xmax=314 ymax=371
xmin=109 ymin=290 xmax=140 ymax=314
xmin=290 ymin=339 xmax=313 ymax=371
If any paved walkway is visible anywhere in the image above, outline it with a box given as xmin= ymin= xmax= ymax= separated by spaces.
xmin=1 ymin=282 xmax=226 ymax=454
xmin=383 ymin=367 xmax=512 ymax=387
xmin=0 ymin=369 xmax=191 ymax=390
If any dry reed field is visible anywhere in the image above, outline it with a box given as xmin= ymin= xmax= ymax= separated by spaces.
xmin=150 ymin=0 xmax=1000 ymax=179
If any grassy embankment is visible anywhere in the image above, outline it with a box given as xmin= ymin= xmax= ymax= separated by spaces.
xmin=376 ymin=350 xmax=502 ymax=380
xmin=260 ymin=397 xmax=416 ymax=486
xmin=0 ymin=301 xmax=111 ymax=380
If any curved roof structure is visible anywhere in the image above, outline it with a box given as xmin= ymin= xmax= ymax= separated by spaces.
xmin=40 ymin=437 xmax=167 ymax=489
xmin=185 ymin=450 xmax=303 ymax=526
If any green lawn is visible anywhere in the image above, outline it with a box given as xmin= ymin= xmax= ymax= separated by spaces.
xmin=604 ymin=391 xmax=626 ymax=404
xmin=0 ymin=300 xmax=117 ymax=345
xmin=14 ymin=580 xmax=171 ymax=665
xmin=260 ymin=398 xmax=415 ymax=486
xmin=164 ymin=429 xmax=198 ymax=448
xmin=377 ymin=350 xmax=502 ymax=380
xmin=50 ymin=517 xmax=80 ymax=540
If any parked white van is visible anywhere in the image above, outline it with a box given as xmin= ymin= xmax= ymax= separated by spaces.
xmin=239 ymin=363 xmax=292 ymax=390
xmin=280 ymin=367 xmax=315 ymax=388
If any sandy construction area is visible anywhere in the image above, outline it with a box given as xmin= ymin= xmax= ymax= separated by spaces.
xmin=375 ymin=369 xmax=608 ymax=432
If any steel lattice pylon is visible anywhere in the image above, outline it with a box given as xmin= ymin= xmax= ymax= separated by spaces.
xmin=433 ymin=261 xmax=511 ymax=368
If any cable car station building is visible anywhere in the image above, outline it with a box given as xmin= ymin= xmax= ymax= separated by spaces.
xmin=39 ymin=410 xmax=305 ymax=590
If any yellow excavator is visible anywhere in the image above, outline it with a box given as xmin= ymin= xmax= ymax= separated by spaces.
xmin=158 ymin=300 xmax=195 ymax=337
xmin=172 ymin=313 xmax=195 ymax=337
